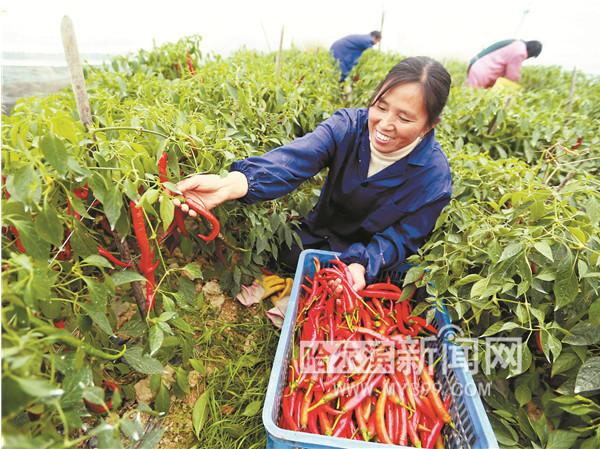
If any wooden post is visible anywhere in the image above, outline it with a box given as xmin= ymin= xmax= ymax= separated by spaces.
xmin=275 ymin=26 xmax=285 ymax=76
xmin=60 ymin=16 xmax=92 ymax=129
xmin=379 ymin=11 xmax=385 ymax=51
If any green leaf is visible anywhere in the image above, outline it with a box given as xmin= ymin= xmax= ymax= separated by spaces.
xmin=182 ymin=263 xmax=203 ymax=280
xmin=589 ymin=299 xmax=600 ymax=324
xmin=498 ymin=243 xmax=523 ymax=262
xmin=13 ymin=220 xmax=50 ymax=261
xmin=563 ymin=323 xmax=600 ymax=346
xmin=545 ymin=430 xmax=579 ymax=449
xmin=160 ymin=192 xmax=174 ymax=229
xmin=149 ymin=325 xmax=164 ymax=356
xmin=455 ymin=273 xmax=482 ymax=286
xmin=141 ymin=188 xmax=160 ymax=207
xmin=34 ymin=205 xmax=63 ymax=246
xmin=82 ymin=385 xmax=106 ymax=405
xmin=574 ymin=356 xmax=600 ymax=393
xmin=176 ymin=367 xmax=190 ymax=395
xmin=189 ymin=359 xmax=206 ymax=374
xmin=112 ymin=270 xmax=146 ymax=286
xmin=515 ymin=384 xmax=531 ymax=407
xmin=242 ymin=399 xmax=262 ymax=417
xmin=154 ymin=382 xmax=170 ymax=414
xmin=553 ymin=258 xmax=578 ymax=310
xmin=40 ymin=134 xmax=69 ymax=176
xmin=102 ymin=188 xmax=123 ymax=230
xmin=534 ymin=241 xmax=553 ymax=262
xmin=546 ymin=332 xmax=562 ymax=361
xmin=82 ymin=307 xmax=114 ymax=335
xmin=84 ymin=254 xmax=114 ymax=269
xmin=15 ymin=377 xmax=63 ymax=398
xmin=551 ymin=352 xmax=580 ymax=377
xmin=6 ymin=165 xmax=41 ymax=205
xmin=123 ymin=346 xmax=164 ymax=375
xmin=482 ymin=321 xmax=520 ymax=337
xmin=403 ymin=266 xmax=424 ymax=284
xmin=97 ymin=422 xmax=124 ymax=449
xmin=137 ymin=428 xmax=164 ymax=449
xmin=192 ymin=389 xmax=211 ymax=438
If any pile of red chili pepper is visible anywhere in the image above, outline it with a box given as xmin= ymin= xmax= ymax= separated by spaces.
xmin=278 ymin=257 xmax=452 ymax=448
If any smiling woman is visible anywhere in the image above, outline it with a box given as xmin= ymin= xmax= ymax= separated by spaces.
xmin=174 ymin=56 xmax=453 ymax=288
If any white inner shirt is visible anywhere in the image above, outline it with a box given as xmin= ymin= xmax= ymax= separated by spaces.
xmin=367 ymin=137 xmax=421 ymax=178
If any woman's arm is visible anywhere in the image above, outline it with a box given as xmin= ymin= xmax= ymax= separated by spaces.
xmin=175 ymin=109 xmax=353 ymax=213
xmin=340 ymin=197 xmax=451 ymax=282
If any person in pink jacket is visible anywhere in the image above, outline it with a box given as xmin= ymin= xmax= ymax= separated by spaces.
xmin=466 ymin=39 xmax=542 ymax=88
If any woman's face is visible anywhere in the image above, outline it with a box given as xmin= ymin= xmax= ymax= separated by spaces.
xmin=368 ymin=82 xmax=432 ymax=153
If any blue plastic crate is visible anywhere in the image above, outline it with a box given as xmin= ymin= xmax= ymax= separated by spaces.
xmin=263 ymin=249 xmax=499 ymax=449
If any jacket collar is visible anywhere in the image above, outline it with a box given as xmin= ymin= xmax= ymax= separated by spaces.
xmin=405 ymin=129 xmax=436 ymax=167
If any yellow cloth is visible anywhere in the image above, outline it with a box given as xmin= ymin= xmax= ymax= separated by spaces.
xmin=492 ymin=77 xmax=522 ymax=92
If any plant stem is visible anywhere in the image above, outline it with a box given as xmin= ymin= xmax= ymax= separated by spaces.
xmin=90 ymin=126 xmax=170 ymax=140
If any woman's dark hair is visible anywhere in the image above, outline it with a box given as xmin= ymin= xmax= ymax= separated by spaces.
xmin=525 ymin=40 xmax=542 ymax=58
xmin=369 ymin=56 xmax=452 ymax=126
xmin=370 ymin=31 xmax=382 ymax=40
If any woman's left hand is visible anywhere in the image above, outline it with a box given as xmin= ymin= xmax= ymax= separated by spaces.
xmin=347 ymin=263 xmax=366 ymax=291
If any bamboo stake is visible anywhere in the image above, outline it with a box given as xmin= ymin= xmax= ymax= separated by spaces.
xmin=379 ymin=11 xmax=385 ymax=51
xmin=275 ymin=26 xmax=285 ymax=76
xmin=61 ymin=16 xmax=92 ymax=129
xmin=60 ymin=15 xmax=148 ymax=319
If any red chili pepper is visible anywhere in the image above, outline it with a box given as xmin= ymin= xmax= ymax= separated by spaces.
xmin=174 ymin=62 xmax=182 ymax=78
xmin=73 ymin=185 xmax=89 ymax=200
xmin=355 ymin=403 xmax=370 ymax=441
xmin=367 ymin=409 xmax=377 ymax=440
xmin=342 ymin=373 xmax=384 ymax=413
xmin=97 ymin=245 xmax=134 ymax=268
xmin=300 ymin=381 xmax=315 ymax=428
xmin=421 ymin=365 xmax=451 ymax=424
xmin=571 ymin=136 xmax=583 ymax=150
xmin=186 ymin=52 xmax=196 ymax=75
xmin=159 ymin=152 xmax=220 ymax=242
xmin=375 ymin=378 xmax=393 ymax=444
xmin=84 ymin=380 xmax=119 ymax=414
xmin=130 ymin=201 xmax=158 ymax=312
xmin=357 ymin=289 xmax=402 ymax=300
xmin=408 ymin=409 xmax=422 ymax=447
xmin=332 ymin=409 xmax=352 ymax=438
xmin=174 ymin=209 xmax=187 ymax=235
xmin=398 ymin=385 xmax=409 ymax=445
xmin=9 ymin=226 xmax=26 ymax=253
xmin=418 ymin=394 xmax=438 ymax=423
xmin=53 ymin=319 xmax=65 ymax=329
xmin=386 ymin=400 xmax=396 ymax=444
xmin=424 ymin=419 xmax=444 ymax=449
xmin=318 ymin=408 xmax=333 ymax=436
xmin=408 ymin=316 xmax=438 ymax=335
xmin=365 ymin=282 xmax=402 ymax=293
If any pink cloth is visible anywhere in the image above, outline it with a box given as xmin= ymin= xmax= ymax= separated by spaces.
xmin=467 ymin=41 xmax=528 ymax=89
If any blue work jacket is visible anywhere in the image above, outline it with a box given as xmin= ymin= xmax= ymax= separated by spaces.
xmin=329 ymin=34 xmax=374 ymax=81
xmin=230 ymin=108 xmax=452 ymax=281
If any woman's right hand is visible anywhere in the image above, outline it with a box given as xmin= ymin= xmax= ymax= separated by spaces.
xmin=174 ymin=171 xmax=248 ymax=217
